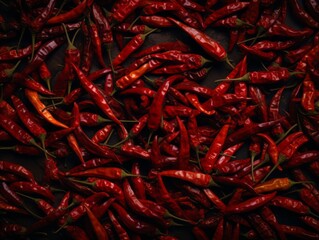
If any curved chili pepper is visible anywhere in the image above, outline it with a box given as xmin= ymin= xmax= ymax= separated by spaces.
xmin=201 ymin=121 xmax=230 ymax=173
xmin=25 ymin=89 xmax=68 ymax=129
xmin=300 ymin=216 xmax=319 ymax=232
xmin=71 ymin=63 xmax=127 ymax=134
xmin=254 ymin=177 xmax=300 ymax=193
xmin=159 ymin=170 xmax=217 ymax=188
xmin=84 ymin=205 xmax=109 ymax=240
xmin=204 ymin=2 xmax=250 ymax=28
xmin=111 ymin=202 xmax=158 ymax=235
xmin=224 ymin=192 xmax=276 ymax=215
xmin=270 ymin=196 xmax=312 ymax=214
xmin=168 ymin=17 xmax=230 ymax=64
xmin=256 ymin=133 xmax=278 ymax=166
xmin=107 ymin=210 xmax=130 ymax=240
xmin=299 ymin=188 xmax=319 ymax=214
xmin=0 ymin=161 xmax=35 ymax=183
xmin=148 ymin=75 xmax=182 ymax=131
xmin=92 ymin=3 xmax=112 ymax=45
xmin=290 ymin=0 xmax=319 ymax=29
xmin=47 ymin=0 xmax=92 ymax=24
xmin=67 ymin=167 xmax=135 ymax=180
xmin=247 ymin=213 xmax=277 ymax=240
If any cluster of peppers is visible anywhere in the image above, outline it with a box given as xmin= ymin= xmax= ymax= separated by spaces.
xmin=0 ymin=0 xmax=319 ymax=239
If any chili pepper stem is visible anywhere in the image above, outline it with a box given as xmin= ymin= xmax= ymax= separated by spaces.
xmin=39 ymin=134 xmax=48 ymax=160
xmin=128 ymin=16 xmax=140 ymax=30
xmin=110 ymin=88 xmax=117 ymax=96
xmin=251 ymin=152 xmax=257 ymax=183
xmin=68 ymin=178 xmax=94 ymax=187
xmin=55 ymin=0 xmax=67 ymax=16
xmin=165 ymin=211 xmax=191 ymax=223
xmin=103 ymin=129 xmax=114 ymax=145
xmin=16 ymin=193 xmax=42 ymax=219
xmin=146 ymin=130 xmax=154 ymax=148
xmin=225 ymin=56 xmax=235 ymax=69
xmin=50 ymin=187 xmax=66 ymax=193
xmin=17 ymin=192 xmax=40 ymax=202
xmin=310 ymin=211 xmax=319 ymax=219
xmin=30 ymin=139 xmax=55 ymax=158
xmin=169 ymin=221 xmax=186 ymax=227
xmin=215 ymin=72 xmax=249 ymax=82
xmin=275 ymin=124 xmax=297 ymax=144
xmin=53 ymin=220 xmax=68 ymax=234
xmin=17 ymin=27 xmax=26 ymax=50
xmin=107 ymin=136 xmax=129 ymax=148
xmin=237 ymin=31 xmax=266 ymax=45
xmin=261 ymin=156 xmax=286 ymax=183
xmin=30 ymin=33 xmax=36 ymax=62
xmin=106 ymin=45 xmax=115 ymax=73
xmin=0 ymin=0 xmax=9 ymax=7
xmin=6 ymin=60 xmax=21 ymax=77
xmin=195 ymin=147 xmax=200 ymax=164
xmin=251 ymin=27 xmax=265 ymax=45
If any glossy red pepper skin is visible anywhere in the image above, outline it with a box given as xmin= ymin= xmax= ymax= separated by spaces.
xmin=47 ymin=0 xmax=92 ymax=24
xmin=201 ymin=121 xmax=230 ymax=173
xmin=111 ymin=202 xmax=158 ymax=235
xmin=168 ymin=17 xmax=227 ymax=62
xmin=224 ymin=192 xmax=276 ymax=215
xmin=148 ymin=75 xmax=181 ymax=131
xmin=205 ymin=2 xmax=250 ymax=28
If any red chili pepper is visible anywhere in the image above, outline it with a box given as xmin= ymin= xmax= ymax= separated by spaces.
xmin=212 ymin=217 xmax=224 ymax=240
xmin=47 ymin=0 xmax=92 ymax=24
xmin=204 ymin=2 xmax=250 ymax=28
xmin=159 ymin=170 xmax=217 ymax=188
xmin=111 ymin=202 xmax=158 ymax=235
xmin=300 ymin=216 xmax=319 ymax=232
xmin=67 ymin=167 xmax=135 ymax=180
xmin=65 ymin=225 xmax=90 ymax=240
xmin=247 ymin=213 xmax=277 ymax=240
xmin=113 ymin=28 xmax=157 ymax=67
xmin=203 ymin=188 xmax=226 ymax=211
xmin=111 ymin=0 xmax=144 ymax=23
xmin=92 ymin=3 xmax=113 ymax=45
xmin=147 ymin=75 xmax=182 ymax=131
xmin=299 ymin=188 xmax=319 ymax=214
xmin=87 ymin=17 xmax=106 ymax=68
xmin=201 ymin=121 xmax=230 ymax=173
xmin=53 ymin=24 xmax=80 ymax=96
xmin=270 ymin=196 xmax=312 ymax=215
xmin=84 ymin=205 xmax=109 ymax=240
xmin=0 ymin=161 xmax=35 ymax=182
xmin=107 ymin=210 xmax=130 ymax=240
xmin=10 ymin=181 xmax=55 ymax=202
xmin=168 ymin=17 xmax=230 ymax=64
xmin=175 ymin=116 xmax=190 ymax=170
xmin=224 ymin=192 xmax=276 ymax=215
xmin=301 ymin=74 xmax=315 ymax=111
xmin=281 ymin=224 xmax=319 ymax=240
xmin=0 ymin=224 xmax=27 ymax=238
xmin=71 ymin=63 xmax=127 ymax=136
xmin=304 ymin=0 xmax=319 ymax=21
xmin=25 ymin=89 xmax=68 ymax=129
xmin=290 ymin=0 xmax=319 ymax=29
xmin=116 ymin=59 xmax=162 ymax=89
xmin=58 ymin=192 xmax=108 ymax=227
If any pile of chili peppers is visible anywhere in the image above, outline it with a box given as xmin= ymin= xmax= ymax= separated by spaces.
xmin=0 ymin=0 xmax=319 ymax=239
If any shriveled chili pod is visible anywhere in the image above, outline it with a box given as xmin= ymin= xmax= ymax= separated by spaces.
xmin=168 ymin=17 xmax=232 ymax=67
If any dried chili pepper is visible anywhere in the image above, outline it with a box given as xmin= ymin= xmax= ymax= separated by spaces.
xmin=168 ymin=17 xmax=231 ymax=65
xmin=224 ymin=192 xmax=276 ymax=215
